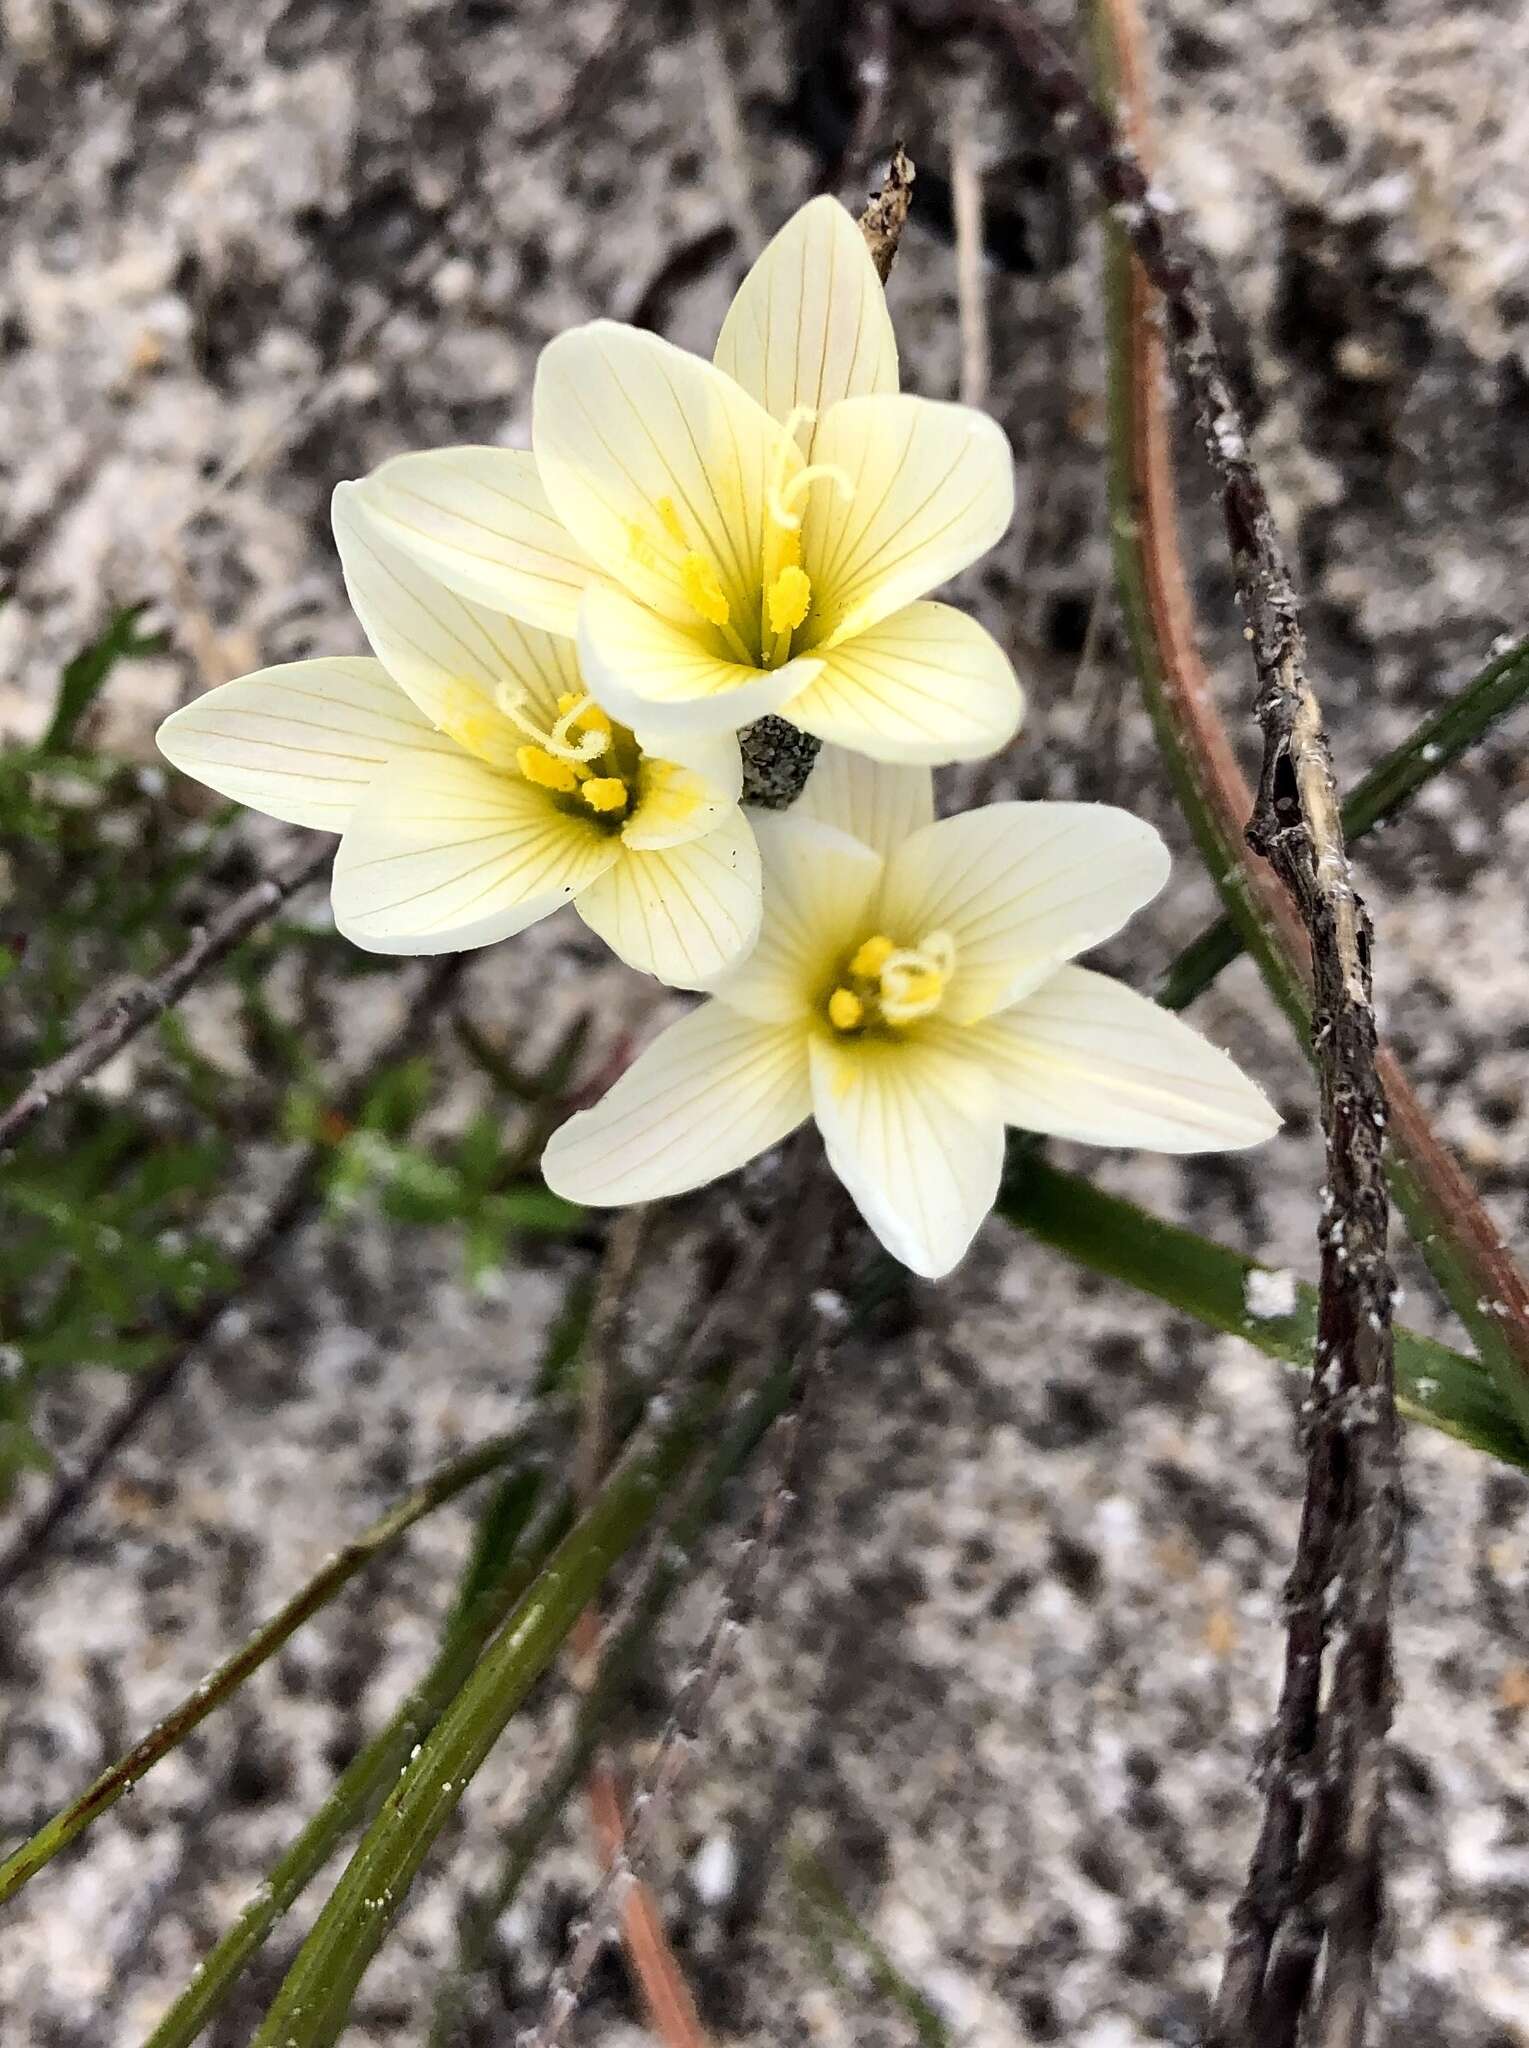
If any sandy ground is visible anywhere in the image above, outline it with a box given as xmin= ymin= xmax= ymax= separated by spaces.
xmin=2 ymin=1 xmax=1529 ymax=2042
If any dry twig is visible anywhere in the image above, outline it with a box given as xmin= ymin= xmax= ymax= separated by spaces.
xmin=949 ymin=87 xmax=991 ymax=408
xmin=973 ymin=4 xmax=1400 ymax=2039
xmin=0 ymin=836 xmax=332 ymax=1158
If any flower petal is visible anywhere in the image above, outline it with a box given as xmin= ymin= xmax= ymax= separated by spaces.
xmin=534 ymin=320 xmax=799 ymax=627
xmin=876 ymin=803 xmax=1171 ymax=1025
xmin=788 ymin=601 xmax=1023 ymax=764
xmin=576 ymin=809 xmax=762 ymax=988
xmin=542 ymin=1004 xmax=811 ymax=1205
xmin=622 ymin=730 xmax=743 ymax=852
xmin=795 ymin=744 xmax=933 ymax=859
xmin=332 ymin=484 xmax=582 ymax=766
xmin=707 ymin=815 xmax=882 ymax=1023
xmin=963 ymin=965 xmax=1281 ymax=1151
xmin=346 ymin=446 xmax=600 ymax=636
xmin=809 ymin=1031 xmax=1004 ymax=1278
xmin=156 ymin=658 xmax=456 ymax=830
xmin=578 ymin=583 xmax=821 ymax=738
xmin=801 ymin=395 xmax=1014 ymax=643
xmin=331 ymin=750 xmax=617 ymax=955
xmin=713 ymin=195 xmax=898 ymax=431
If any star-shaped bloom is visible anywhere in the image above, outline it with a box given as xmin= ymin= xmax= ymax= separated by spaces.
xmin=343 ymin=197 xmax=1024 ymax=763
xmin=156 ymin=494 xmax=761 ymax=984
xmin=543 ymin=751 xmax=1280 ymax=1277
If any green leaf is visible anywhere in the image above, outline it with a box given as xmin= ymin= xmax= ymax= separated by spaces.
xmin=42 ymin=604 xmax=166 ymax=754
xmin=490 ymin=1183 xmax=587 ymax=1236
xmin=999 ymin=1154 xmax=1528 ymax=1469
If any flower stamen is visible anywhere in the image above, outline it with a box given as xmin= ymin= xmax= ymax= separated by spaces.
xmin=680 ymin=551 xmax=731 ymax=628
xmin=496 ymin=682 xmax=608 ymax=764
xmin=765 ymin=564 xmax=812 ymax=638
xmin=827 ymin=987 xmax=864 ymax=1031
xmin=767 ymin=460 xmax=855 ymax=534
xmin=517 ymin=745 xmax=580 ymax=794
xmin=580 ymin=776 xmax=629 ymax=814
xmin=828 ymin=928 xmax=957 ymax=1032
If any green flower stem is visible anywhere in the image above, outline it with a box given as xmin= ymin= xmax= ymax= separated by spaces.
xmin=1157 ymin=634 xmax=1529 ymax=1013
xmin=999 ymin=1156 xmax=1526 ymax=1470
xmin=139 ymin=1467 xmax=562 ymax=2048
xmin=1094 ymin=84 xmax=1529 ymax=1447
xmin=0 ymin=1431 xmax=541 ymax=1909
xmin=248 ymin=1370 xmax=739 ymax=2048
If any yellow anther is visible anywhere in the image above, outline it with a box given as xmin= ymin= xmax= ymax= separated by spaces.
xmin=680 ymin=551 xmax=731 ymax=627
xmin=655 ymin=495 xmax=688 ymax=546
xmin=580 ymin=776 xmax=629 ymax=814
xmin=554 ymin=691 xmax=612 ymax=741
xmin=828 ymin=987 xmax=865 ymax=1031
xmin=766 ymin=565 xmax=812 ymax=637
xmin=517 ymin=745 xmax=580 ymax=794
xmin=849 ymin=934 xmax=896 ymax=979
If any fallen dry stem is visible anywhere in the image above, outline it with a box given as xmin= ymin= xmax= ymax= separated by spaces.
xmin=950 ymin=92 xmax=991 ymax=407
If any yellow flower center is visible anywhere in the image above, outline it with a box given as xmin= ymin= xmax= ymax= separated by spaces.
xmin=640 ymin=408 xmax=855 ymax=670
xmin=498 ymin=686 xmax=636 ymax=823
xmin=827 ymin=929 xmax=957 ymax=1033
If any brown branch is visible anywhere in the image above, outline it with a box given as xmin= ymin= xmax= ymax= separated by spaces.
xmin=0 ymin=835 xmax=332 ymax=1158
xmin=976 ymin=5 xmax=1400 ymax=2042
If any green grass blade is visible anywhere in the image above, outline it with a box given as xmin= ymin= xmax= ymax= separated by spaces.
xmin=0 ymin=1432 xmax=538 ymax=1909
xmin=139 ymin=1470 xmax=564 ymax=2048
xmin=248 ymin=1376 xmax=732 ymax=2048
xmin=426 ymin=1352 xmax=795 ymax=2046
xmin=999 ymin=1156 xmax=1526 ymax=1470
xmin=790 ymin=1850 xmax=953 ymax=2047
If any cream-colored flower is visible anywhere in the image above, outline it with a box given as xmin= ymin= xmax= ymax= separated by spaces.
xmin=345 ymin=197 xmax=1023 ymax=763
xmin=544 ymin=750 xmax=1280 ymax=1278
xmin=156 ymin=492 xmax=761 ymax=985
